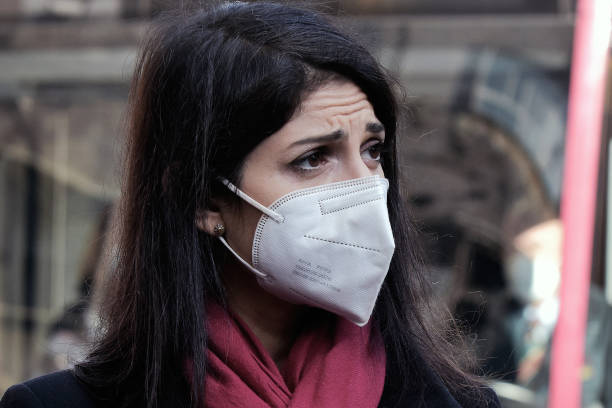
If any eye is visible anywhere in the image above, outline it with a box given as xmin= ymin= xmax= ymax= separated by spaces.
xmin=361 ymin=140 xmax=385 ymax=163
xmin=291 ymin=148 xmax=329 ymax=172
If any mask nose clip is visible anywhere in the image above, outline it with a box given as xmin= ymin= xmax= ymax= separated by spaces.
xmin=219 ymin=178 xmax=285 ymax=223
xmin=217 ymin=175 xmax=393 ymax=326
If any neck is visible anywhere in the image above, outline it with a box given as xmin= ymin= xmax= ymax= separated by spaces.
xmin=221 ymin=258 xmax=308 ymax=367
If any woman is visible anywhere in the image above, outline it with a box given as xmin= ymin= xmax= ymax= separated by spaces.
xmin=1 ymin=2 xmax=500 ymax=407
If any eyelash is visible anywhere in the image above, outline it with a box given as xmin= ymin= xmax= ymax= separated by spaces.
xmin=290 ymin=147 xmax=331 ymax=173
xmin=364 ymin=141 xmax=385 ymax=161
xmin=290 ymin=139 xmax=387 ymax=173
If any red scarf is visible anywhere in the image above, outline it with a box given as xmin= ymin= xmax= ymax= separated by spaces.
xmin=196 ymin=302 xmax=386 ymax=408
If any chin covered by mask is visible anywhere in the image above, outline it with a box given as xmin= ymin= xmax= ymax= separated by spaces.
xmin=218 ymin=175 xmax=395 ymax=326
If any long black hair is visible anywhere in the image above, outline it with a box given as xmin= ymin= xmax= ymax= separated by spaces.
xmin=75 ymin=2 xmax=491 ymax=407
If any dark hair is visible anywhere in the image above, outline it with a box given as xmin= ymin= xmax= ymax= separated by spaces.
xmin=75 ymin=2 xmax=491 ymax=407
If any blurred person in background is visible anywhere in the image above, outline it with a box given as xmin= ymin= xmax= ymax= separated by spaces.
xmin=1 ymin=2 xmax=500 ymax=407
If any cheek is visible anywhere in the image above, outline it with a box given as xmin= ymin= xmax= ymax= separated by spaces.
xmin=224 ymin=202 xmax=263 ymax=262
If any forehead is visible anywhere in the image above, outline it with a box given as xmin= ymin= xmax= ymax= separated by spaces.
xmin=245 ymin=79 xmax=380 ymax=164
xmin=297 ymin=79 xmax=373 ymax=119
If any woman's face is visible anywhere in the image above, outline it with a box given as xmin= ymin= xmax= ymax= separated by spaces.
xmin=219 ymin=79 xmax=386 ymax=263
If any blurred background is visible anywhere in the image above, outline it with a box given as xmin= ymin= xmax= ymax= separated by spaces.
xmin=1 ymin=0 xmax=610 ymax=406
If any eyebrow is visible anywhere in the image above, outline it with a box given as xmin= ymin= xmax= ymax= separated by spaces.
xmin=290 ymin=129 xmax=345 ymax=147
xmin=366 ymin=122 xmax=385 ymax=134
xmin=289 ymin=122 xmax=384 ymax=147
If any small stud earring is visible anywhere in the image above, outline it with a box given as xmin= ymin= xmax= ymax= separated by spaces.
xmin=213 ymin=224 xmax=225 ymax=236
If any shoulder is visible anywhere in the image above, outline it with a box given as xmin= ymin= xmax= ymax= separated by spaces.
xmin=465 ymin=385 xmax=501 ymax=408
xmin=380 ymin=357 xmax=501 ymax=408
xmin=423 ymin=380 xmax=501 ymax=408
xmin=1 ymin=370 xmax=98 ymax=408
xmin=450 ymin=383 xmax=501 ymax=408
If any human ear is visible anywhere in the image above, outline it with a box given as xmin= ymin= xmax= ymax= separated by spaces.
xmin=195 ymin=201 xmax=226 ymax=236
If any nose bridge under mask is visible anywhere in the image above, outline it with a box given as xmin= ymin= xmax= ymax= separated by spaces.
xmin=220 ymin=176 xmax=386 ymax=222
xmin=217 ymin=175 xmax=395 ymax=326
xmin=346 ymin=150 xmax=377 ymax=180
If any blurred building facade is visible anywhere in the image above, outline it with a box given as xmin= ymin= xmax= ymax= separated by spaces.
xmin=0 ymin=1 xmax=584 ymax=406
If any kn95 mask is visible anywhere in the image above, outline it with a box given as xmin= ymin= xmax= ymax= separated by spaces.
xmin=217 ymin=175 xmax=395 ymax=326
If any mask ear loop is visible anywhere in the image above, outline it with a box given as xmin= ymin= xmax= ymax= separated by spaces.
xmin=217 ymin=236 xmax=268 ymax=279
xmin=219 ymin=178 xmax=285 ymax=223
xmin=216 ymin=177 xmax=282 ymax=279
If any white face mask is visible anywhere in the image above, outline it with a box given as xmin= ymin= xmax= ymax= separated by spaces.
xmin=218 ymin=175 xmax=395 ymax=326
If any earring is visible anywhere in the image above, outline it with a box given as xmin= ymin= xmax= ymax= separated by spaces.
xmin=213 ymin=224 xmax=225 ymax=236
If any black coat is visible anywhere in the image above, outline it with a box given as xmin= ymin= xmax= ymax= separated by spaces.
xmin=1 ymin=370 xmax=94 ymax=408
xmin=1 ymin=369 xmax=500 ymax=407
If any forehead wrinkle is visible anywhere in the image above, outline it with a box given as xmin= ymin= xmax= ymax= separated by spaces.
xmin=288 ymin=81 xmax=378 ymax=138
xmin=303 ymin=91 xmax=369 ymax=109
xmin=323 ymin=110 xmax=374 ymax=131
xmin=305 ymin=99 xmax=373 ymax=120
xmin=301 ymin=81 xmax=369 ymax=108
